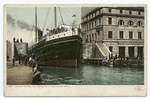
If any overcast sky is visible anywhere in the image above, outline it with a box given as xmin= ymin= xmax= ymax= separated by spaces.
xmin=7 ymin=7 xmax=81 ymax=45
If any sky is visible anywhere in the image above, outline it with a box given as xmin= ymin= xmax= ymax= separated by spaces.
xmin=7 ymin=7 xmax=81 ymax=46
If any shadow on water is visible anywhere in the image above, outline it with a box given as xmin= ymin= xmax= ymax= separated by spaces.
xmin=41 ymin=64 xmax=144 ymax=85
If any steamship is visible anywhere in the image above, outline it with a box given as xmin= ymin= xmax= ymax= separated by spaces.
xmin=28 ymin=7 xmax=82 ymax=67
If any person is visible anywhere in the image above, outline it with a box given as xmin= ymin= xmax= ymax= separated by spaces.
xmin=19 ymin=54 xmax=21 ymax=64
xmin=29 ymin=56 xmax=32 ymax=62
xmin=32 ymin=66 xmax=44 ymax=85
xmin=24 ymin=56 xmax=28 ymax=66
xmin=12 ymin=56 xmax=15 ymax=67
xmin=7 ymin=55 xmax=9 ymax=61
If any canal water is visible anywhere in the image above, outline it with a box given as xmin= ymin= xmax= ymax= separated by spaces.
xmin=41 ymin=64 xmax=144 ymax=85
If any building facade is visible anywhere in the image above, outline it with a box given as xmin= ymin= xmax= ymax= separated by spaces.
xmin=6 ymin=39 xmax=28 ymax=61
xmin=14 ymin=42 xmax=28 ymax=60
xmin=81 ymin=7 xmax=144 ymax=59
xmin=6 ymin=40 xmax=12 ymax=61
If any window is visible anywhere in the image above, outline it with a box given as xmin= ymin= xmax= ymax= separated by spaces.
xmin=92 ymin=34 xmax=94 ymax=40
xmin=120 ymin=31 xmax=124 ymax=39
xmin=138 ymin=12 xmax=141 ymax=15
xmin=137 ymin=21 xmax=142 ymax=26
xmin=87 ymin=24 xmax=88 ymax=30
xmin=138 ymin=32 xmax=142 ymax=39
xmin=89 ymin=35 xmax=91 ymax=43
xmin=89 ymin=23 xmax=91 ymax=29
xmin=128 ymin=20 xmax=134 ymax=26
xmin=109 ymin=8 xmax=111 ymax=12
xmin=108 ymin=18 xmax=112 ymax=25
xmin=108 ymin=31 xmax=112 ymax=38
xmin=120 ymin=10 xmax=122 ymax=13
xmin=118 ymin=20 xmax=124 ymax=25
xmin=99 ymin=18 xmax=101 ymax=25
xmin=86 ymin=35 xmax=88 ymax=43
xmin=95 ymin=12 xmax=96 ymax=16
xmin=138 ymin=47 xmax=143 ymax=57
xmin=92 ymin=22 xmax=93 ymax=28
xmin=99 ymin=9 xmax=101 ymax=14
xmin=129 ymin=32 xmax=133 ymax=39
xmin=95 ymin=20 xmax=97 ymax=27
xmin=109 ymin=46 xmax=113 ymax=52
xmin=98 ymin=31 xmax=100 ymax=36
xmin=95 ymin=33 xmax=97 ymax=40
xmin=129 ymin=11 xmax=132 ymax=14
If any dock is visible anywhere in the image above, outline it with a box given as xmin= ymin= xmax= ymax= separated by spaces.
xmin=7 ymin=61 xmax=33 ymax=85
xmin=85 ymin=58 xmax=103 ymax=65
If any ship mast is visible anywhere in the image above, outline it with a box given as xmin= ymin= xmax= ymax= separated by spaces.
xmin=35 ymin=7 xmax=37 ymax=42
xmin=54 ymin=7 xmax=57 ymax=28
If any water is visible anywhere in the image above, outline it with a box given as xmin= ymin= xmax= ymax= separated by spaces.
xmin=41 ymin=64 xmax=144 ymax=85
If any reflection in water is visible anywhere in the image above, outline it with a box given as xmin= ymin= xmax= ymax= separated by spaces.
xmin=41 ymin=64 xmax=144 ymax=85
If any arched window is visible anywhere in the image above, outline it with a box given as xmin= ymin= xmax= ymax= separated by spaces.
xmin=128 ymin=20 xmax=134 ymax=26
xmin=118 ymin=20 xmax=124 ymax=25
xmin=137 ymin=21 xmax=142 ymax=26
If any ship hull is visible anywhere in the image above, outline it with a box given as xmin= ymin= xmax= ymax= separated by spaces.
xmin=38 ymin=59 xmax=77 ymax=67
xmin=28 ymin=35 xmax=82 ymax=67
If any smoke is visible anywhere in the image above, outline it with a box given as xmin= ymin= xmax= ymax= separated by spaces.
xmin=17 ymin=20 xmax=33 ymax=31
xmin=7 ymin=14 xmax=15 ymax=27
xmin=7 ymin=14 xmax=33 ymax=31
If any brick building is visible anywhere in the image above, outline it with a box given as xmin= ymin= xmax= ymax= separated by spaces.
xmin=81 ymin=7 xmax=144 ymax=59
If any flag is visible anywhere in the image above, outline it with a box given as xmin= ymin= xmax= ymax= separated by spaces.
xmin=72 ymin=14 xmax=76 ymax=17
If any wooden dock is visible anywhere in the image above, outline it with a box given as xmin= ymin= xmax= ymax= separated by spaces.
xmin=85 ymin=58 xmax=103 ymax=65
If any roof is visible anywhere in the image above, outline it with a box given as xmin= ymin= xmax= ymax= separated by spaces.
xmin=82 ymin=7 xmax=144 ymax=18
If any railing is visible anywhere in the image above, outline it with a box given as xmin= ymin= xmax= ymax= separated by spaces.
xmin=95 ymin=43 xmax=105 ymax=57
xmin=103 ymin=43 xmax=111 ymax=54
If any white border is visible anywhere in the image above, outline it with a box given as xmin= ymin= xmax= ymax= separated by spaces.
xmin=1 ymin=1 xmax=150 ymax=98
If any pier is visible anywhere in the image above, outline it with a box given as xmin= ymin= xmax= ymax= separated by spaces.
xmin=85 ymin=58 xmax=103 ymax=65
xmin=7 ymin=61 xmax=32 ymax=85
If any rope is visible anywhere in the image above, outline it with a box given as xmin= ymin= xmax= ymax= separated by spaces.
xmin=34 ymin=8 xmax=52 ymax=61
xmin=61 ymin=8 xmax=71 ymax=25
xmin=42 ymin=8 xmax=51 ymax=31
xmin=58 ymin=7 xmax=64 ymax=25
